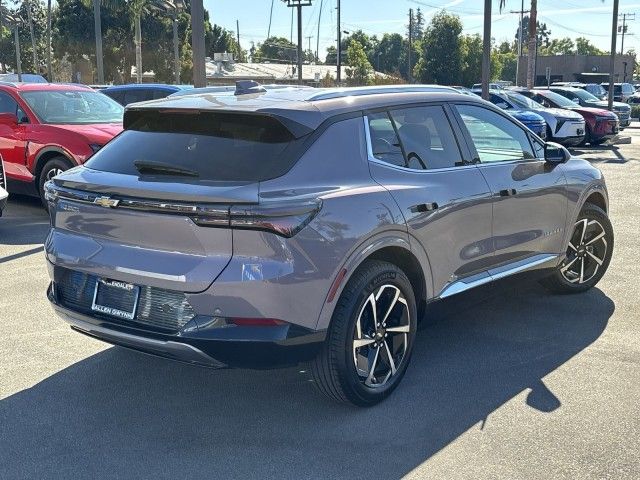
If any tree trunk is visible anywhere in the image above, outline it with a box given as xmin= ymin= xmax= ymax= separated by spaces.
xmin=190 ymin=0 xmax=206 ymax=87
xmin=481 ymin=0 xmax=492 ymax=99
xmin=135 ymin=13 xmax=142 ymax=83
xmin=14 ymin=26 xmax=22 ymax=81
xmin=46 ymin=0 xmax=52 ymax=81
xmin=93 ymin=0 xmax=104 ymax=84
xmin=173 ymin=11 xmax=180 ymax=84
xmin=526 ymin=0 xmax=537 ymax=89
xmin=25 ymin=0 xmax=38 ymax=72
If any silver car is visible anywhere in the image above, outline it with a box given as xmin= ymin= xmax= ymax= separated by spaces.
xmin=44 ymin=85 xmax=614 ymax=406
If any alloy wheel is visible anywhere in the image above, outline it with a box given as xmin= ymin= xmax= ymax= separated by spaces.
xmin=560 ymin=218 xmax=608 ymax=284
xmin=352 ymin=284 xmax=410 ymax=388
xmin=46 ymin=168 xmax=64 ymax=181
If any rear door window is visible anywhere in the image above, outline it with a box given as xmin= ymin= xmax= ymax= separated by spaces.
xmin=85 ymin=111 xmax=298 ymax=182
xmin=367 ymin=106 xmax=463 ymax=170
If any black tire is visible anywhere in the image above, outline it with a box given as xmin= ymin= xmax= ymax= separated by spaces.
xmin=38 ymin=156 xmax=73 ymax=206
xmin=310 ymin=260 xmax=417 ymax=406
xmin=540 ymin=204 xmax=613 ymax=294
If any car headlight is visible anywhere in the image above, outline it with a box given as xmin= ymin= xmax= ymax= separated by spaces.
xmin=89 ymin=144 xmax=103 ymax=154
xmin=595 ymin=115 xmax=615 ymax=121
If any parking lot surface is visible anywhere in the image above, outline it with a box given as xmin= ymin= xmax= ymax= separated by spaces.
xmin=1 ymin=133 xmax=639 ymax=479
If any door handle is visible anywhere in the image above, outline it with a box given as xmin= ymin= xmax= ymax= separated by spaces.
xmin=499 ymin=188 xmax=517 ymax=197
xmin=410 ymin=202 xmax=439 ymax=213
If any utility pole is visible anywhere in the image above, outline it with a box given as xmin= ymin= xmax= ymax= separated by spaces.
xmin=336 ymin=0 xmax=341 ymax=84
xmin=511 ymin=2 xmax=530 ymax=86
xmin=618 ymin=12 xmax=635 ymax=55
xmin=282 ymin=1 xmax=312 ymax=86
xmin=305 ymin=35 xmax=313 ymax=61
xmin=236 ymin=19 xmax=241 ymax=57
xmin=191 ymin=0 xmax=206 ymax=87
xmin=408 ymin=9 xmax=413 ymax=83
xmin=316 ymin=0 xmax=323 ymax=62
xmin=608 ymin=0 xmax=620 ymax=110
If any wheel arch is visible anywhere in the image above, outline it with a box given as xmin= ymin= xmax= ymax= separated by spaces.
xmin=33 ymin=147 xmax=75 ymax=182
xmin=584 ymin=190 xmax=608 ymax=214
xmin=315 ymin=233 xmax=432 ymax=331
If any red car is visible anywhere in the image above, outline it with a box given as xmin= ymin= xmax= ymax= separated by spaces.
xmin=0 ymin=82 xmax=123 ymax=202
xmin=518 ymin=89 xmax=618 ymax=146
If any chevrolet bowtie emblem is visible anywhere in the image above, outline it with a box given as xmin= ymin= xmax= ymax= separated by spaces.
xmin=93 ymin=196 xmax=120 ymax=208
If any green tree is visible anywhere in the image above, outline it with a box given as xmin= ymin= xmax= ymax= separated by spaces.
xmin=460 ymin=34 xmax=482 ymax=87
xmin=575 ymin=37 xmax=605 ymax=55
xmin=515 ymin=15 xmax=551 ymax=49
xmin=541 ymin=37 xmax=575 ymax=55
xmin=345 ymin=39 xmax=372 ymax=86
xmin=371 ymin=33 xmax=408 ymax=76
xmin=414 ymin=11 xmax=463 ymax=85
xmin=0 ymin=0 xmax=47 ymax=73
xmin=497 ymin=52 xmax=517 ymax=82
xmin=254 ymin=36 xmax=297 ymax=63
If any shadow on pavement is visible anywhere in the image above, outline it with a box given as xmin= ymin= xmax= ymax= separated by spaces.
xmin=0 ymin=281 xmax=614 ymax=479
xmin=0 ymin=195 xmax=50 ymax=247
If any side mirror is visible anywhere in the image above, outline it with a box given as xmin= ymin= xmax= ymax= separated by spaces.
xmin=0 ymin=113 xmax=18 ymax=126
xmin=544 ymin=142 xmax=570 ymax=163
xmin=496 ymin=102 xmax=509 ymax=109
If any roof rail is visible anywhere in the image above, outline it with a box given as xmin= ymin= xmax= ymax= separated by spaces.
xmin=0 ymin=81 xmax=18 ymax=88
xmin=306 ymin=84 xmax=458 ymax=101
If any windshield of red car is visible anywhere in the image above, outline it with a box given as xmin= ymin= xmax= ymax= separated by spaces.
xmin=20 ymin=90 xmax=124 ymax=124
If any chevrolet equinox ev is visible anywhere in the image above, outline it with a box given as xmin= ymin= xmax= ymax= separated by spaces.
xmin=44 ymin=86 xmax=614 ymax=406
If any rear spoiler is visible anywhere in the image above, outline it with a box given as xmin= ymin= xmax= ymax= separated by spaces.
xmin=123 ymin=108 xmax=315 ymax=139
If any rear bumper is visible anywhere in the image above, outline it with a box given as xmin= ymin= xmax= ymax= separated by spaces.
xmin=47 ymin=282 xmax=325 ymax=369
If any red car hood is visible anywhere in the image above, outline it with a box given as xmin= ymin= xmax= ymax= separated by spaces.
xmin=569 ymin=106 xmax=616 ymax=118
xmin=51 ymin=123 xmax=123 ymax=145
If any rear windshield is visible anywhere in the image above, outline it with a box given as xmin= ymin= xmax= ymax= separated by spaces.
xmin=85 ymin=111 xmax=298 ymax=182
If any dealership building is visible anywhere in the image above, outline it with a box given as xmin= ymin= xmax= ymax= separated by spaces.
xmin=516 ymin=54 xmax=636 ymax=86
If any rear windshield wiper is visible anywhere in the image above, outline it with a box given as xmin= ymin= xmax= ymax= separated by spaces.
xmin=134 ymin=160 xmax=200 ymax=177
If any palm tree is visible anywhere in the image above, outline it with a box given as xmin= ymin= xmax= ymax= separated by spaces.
xmin=91 ymin=0 xmax=104 ymax=83
xmin=46 ymin=0 xmax=51 ymax=80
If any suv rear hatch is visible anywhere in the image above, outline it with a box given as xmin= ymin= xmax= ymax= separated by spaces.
xmin=46 ymin=109 xmax=311 ymax=293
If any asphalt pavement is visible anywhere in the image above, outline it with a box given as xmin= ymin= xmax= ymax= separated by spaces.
xmin=0 ymin=134 xmax=639 ymax=479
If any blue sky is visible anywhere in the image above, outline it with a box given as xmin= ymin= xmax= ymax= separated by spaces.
xmin=203 ymin=0 xmax=640 ymax=60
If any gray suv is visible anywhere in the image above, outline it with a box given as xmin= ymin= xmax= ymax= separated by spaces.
xmin=44 ymin=86 xmax=614 ymax=406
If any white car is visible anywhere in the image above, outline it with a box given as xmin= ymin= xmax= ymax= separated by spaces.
xmin=0 ymin=155 xmax=7 ymax=216
xmin=482 ymin=90 xmax=586 ymax=146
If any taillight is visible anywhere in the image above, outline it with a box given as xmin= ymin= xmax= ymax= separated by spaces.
xmin=193 ymin=199 xmax=322 ymax=238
